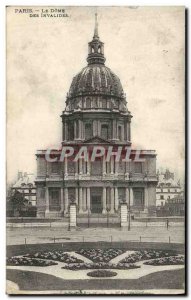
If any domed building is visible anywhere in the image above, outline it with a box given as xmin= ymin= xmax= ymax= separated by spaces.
xmin=36 ymin=15 xmax=158 ymax=222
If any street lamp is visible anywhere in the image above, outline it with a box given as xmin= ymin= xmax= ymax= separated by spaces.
xmin=128 ymin=172 xmax=132 ymax=231
xmin=128 ymin=187 xmax=131 ymax=231
xmin=88 ymin=208 xmax=90 ymax=228
xmin=106 ymin=207 xmax=110 ymax=228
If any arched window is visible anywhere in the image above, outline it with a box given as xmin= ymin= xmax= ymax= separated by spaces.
xmin=86 ymin=98 xmax=91 ymax=109
xmin=101 ymin=124 xmax=109 ymax=140
xmin=85 ymin=123 xmax=92 ymax=140
xmin=92 ymin=47 xmax=94 ymax=53
xmin=118 ymin=126 xmax=122 ymax=141
xmin=98 ymin=46 xmax=101 ymax=53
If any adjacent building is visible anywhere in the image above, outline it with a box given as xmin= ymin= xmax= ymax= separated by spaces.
xmin=156 ymin=169 xmax=182 ymax=207
xmin=36 ymin=15 xmax=158 ymax=219
xmin=156 ymin=192 xmax=184 ymax=217
xmin=11 ymin=172 xmax=37 ymax=206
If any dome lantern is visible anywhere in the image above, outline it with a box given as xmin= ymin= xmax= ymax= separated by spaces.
xmin=87 ymin=13 xmax=106 ymax=65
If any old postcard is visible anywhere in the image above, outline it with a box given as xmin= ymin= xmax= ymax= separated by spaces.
xmin=6 ymin=6 xmax=185 ymax=295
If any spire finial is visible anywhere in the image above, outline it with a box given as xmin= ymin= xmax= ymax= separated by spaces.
xmin=93 ymin=12 xmax=99 ymax=39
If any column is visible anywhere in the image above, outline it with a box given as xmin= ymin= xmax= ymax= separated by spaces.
xmin=79 ymin=120 xmax=82 ymax=139
xmin=45 ymin=187 xmax=49 ymax=213
xmin=115 ymin=160 xmax=118 ymax=175
xmin=102 ymin=187 xmax=106 ymax=214
xmin=112 ymin=119 xmax=117 ymax=139
xmin=60 ymin=187 xmax=64 ymax=212
xmin=87 ymin=159 xmax=90 ymax=175
xmin=87 ymin=188 xmax=91 ymax=212
xmin=79 ymin=158 xmax=83 ymax=175
xmin=64 ymin=157 xmax=68 ymax=177
xmin=130 ymin=188 xmax=133 ymax=206
xmin=81 ymin=120 xmax=84 ymax=140
xmin=102 ymin=156 xmax=106 ymax=176
xmin=144 ymin=186 xmax=149 ymax=209
xmin=74 ymin=120 xmax=76 ymax=139
xmin=79 ymin=187 xmax=83 ymax=213
xmin=64 ymin=121 xmax=68 ymax=141
xmin=126 ymin=187 xmax=129 ymax=206
xmin=115 ymin=187 xmax=119 ymax=211
xmin=125 ymin=161 xmax=129 ymax=177
xmin=97 ymin=120 xmax=101 ymax=136
xmin=110 ymin=187 xmax=115 ymax=214
xmin=93 ymin=120 xmax=97 ymax=136
xmin=62 ymin=122 xmax=65 ymax=141
xmin=75 ymin=161 xmax=78 ymax=177
xmin=75 ymin=187 xmax=78 ymax=206
xmin=126 ymin=123 xmax=129 ymax=141
xmin=83 ymin=188 xmax=87 ymax=212
xmin=110 ymin=156 xmax=114 ymax=175
xmin=64 ymin=187 xmax=68 ymax=214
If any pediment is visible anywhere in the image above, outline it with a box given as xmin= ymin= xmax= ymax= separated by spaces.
xmin=83 ymin=136 xmax=111 ymax=144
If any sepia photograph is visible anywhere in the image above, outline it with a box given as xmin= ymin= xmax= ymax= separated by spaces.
xmin=6 ymin=6 xmax=185 ymax=295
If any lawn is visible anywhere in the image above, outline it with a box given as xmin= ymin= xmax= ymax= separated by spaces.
xmin=7 ymin=268 xmax=185 ymax=292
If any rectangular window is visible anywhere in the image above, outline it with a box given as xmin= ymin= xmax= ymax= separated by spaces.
xmin=91 ymin=160 xmax=102 ymax=175
xmin=118 ymin=160 xmax=125 ymax=173
xmin=51 ymin=162 xmax=59 ymax=174
xmin=85 ymin=123 xmax=92 ymax=140
xmin=101 ymin=124 xmax=109 ymax=140
xmin=49 ymin=189 xmax=61 ymax=211
xmin=102 ymin=99 xmax=107 ymax=108
xmin=68 ymin=160 xmax=75 ymax=175
xmin=134 ymin=162 xmax=142 ymax=173
xmin=160 ymin=195 xmax=164 ymax=200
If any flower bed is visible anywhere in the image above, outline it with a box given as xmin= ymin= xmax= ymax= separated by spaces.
xmin=76 ymin=248 xmax=124 ymax=263
xmin=62 ymin=262 xmax=140 ymax=270
xmin=120 ymin=250 xmax=179 ymax=264
xmin=24 ymin=251 xmax=83 ymax=263
xmin=87 ymin=270 xmax=117 ymax=278
xmin=144 ymin=255 xmax=185 ymax=266
xmin=6 ymin=256 xmax=57 ymax=267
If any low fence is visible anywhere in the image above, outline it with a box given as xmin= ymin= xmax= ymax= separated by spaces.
xmin=6 ymin=220 xmax=184 ymax=229
xmin=10 ymin=234 xmax=182 ymax=246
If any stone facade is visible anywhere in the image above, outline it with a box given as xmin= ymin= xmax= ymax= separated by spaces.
xmin=156 ymin=169 xmax=182 ymax=207
xmin=36 ymin=15 xmax=158 ymax=219
xmin=12 ymin=172 xmax=36 ymax=206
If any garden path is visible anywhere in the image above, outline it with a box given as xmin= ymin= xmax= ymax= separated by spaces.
xmin=110 ymin=251 xmax=136 ymax=264
xmin=6 ymin=263 xmax=184 ymax=281
xmin=65 ymin=251 xmax=92 ymax=263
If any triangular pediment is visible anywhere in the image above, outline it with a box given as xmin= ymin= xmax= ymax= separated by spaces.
xmin=83 ymin=136 xmax=111 ymax=144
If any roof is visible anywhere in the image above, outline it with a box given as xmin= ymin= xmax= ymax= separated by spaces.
xmin=68 ymin=65 xmax=124 ymax=99
xmin=13 ymin=173 xmax=36 ymax=188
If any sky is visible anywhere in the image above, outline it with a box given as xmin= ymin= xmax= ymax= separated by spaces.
xmin=6 ymin=6 xmax=185 ymax=184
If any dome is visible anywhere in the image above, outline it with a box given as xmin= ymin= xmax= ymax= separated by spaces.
xmin=68 ymin=65 xmax=124 ymax=99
